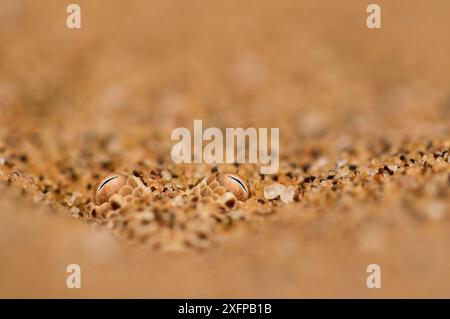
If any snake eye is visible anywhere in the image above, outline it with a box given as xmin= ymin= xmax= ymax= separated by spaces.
xmin=94 ymin=174 xmax=126 ymax=205
xmin=218 ymin=173 xmax=250 ymax=201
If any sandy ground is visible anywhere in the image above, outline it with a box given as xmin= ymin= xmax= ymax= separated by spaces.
xmin=1 ymin=0 xmax=450 ymax=298
xmin=1 ymin=186 xmax=450 ymax=298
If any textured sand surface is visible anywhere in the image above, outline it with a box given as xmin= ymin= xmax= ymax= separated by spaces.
xmin=1 ymin=0 xmax=450 ymax=297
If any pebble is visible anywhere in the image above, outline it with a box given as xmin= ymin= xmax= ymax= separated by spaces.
xmin=280 ymin=186 xmax=295 ymax=204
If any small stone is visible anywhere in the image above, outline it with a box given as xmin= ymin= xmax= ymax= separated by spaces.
xmin=387 ymin=164 xmax=398 ymax=173
xmin=126 ymin=176 xmax=141 ymax=189
xmin=218 ymin=173 xmax=250 ymax=201
xmin=98 ymin=202 xmax=112 ymax=217
xmin=109 ymin=193 xmax=125 ymax=209
xmin=264 ymin=183 xmax=285 ymax=200
xmin=336 ymin=160 xmax=347 ymax=169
